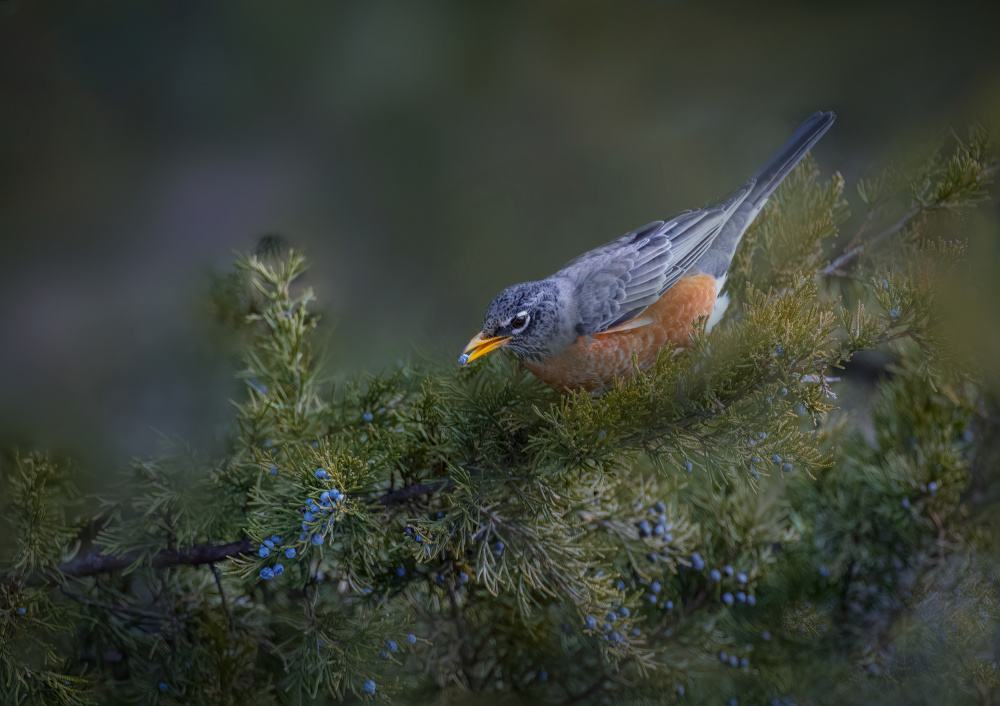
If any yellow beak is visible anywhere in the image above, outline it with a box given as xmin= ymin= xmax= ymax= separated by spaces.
xmin=458 ymin=332 xmax=512 ymax=365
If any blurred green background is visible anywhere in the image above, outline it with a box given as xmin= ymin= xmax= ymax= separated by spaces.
xmin=2 ymin=0 xmax=999 ymax=465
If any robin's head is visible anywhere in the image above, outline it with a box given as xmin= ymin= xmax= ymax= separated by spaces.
xmin=459 ymin=280 xmax=572 ymax=365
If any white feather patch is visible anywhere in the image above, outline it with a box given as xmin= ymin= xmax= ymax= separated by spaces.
xmin=705 ymin=275 xmax=729 ymax=333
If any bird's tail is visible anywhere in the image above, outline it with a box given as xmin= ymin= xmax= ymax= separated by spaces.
xmin=747 ymin=110 xmax=836 ymax=208
xmin=695 ymin=111 xmax=836 ymax=278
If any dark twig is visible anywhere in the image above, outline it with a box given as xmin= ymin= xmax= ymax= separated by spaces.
xmin=211 ymin=563 xmax=234 ymax=627
xmin=47 ymin=478 xmax=450 ymax=581
xmin=377 ymin=479 xmax=451 ymax=506
xmin=57 ymin=538 xmax=253 ymax=578
xmin=822 ymin=206 xmax=921 ymax=276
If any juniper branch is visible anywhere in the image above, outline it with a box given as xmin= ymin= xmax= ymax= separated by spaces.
xmin=377 ymin=479 xmax=451 ymax=506
xmin=57 ymin=538 xmax=253 ymax=578
xmin=211 ymin=563 xmax=234 ymax=627
xmin=822 ymin=162 xmax=997 ymax=276
xmin=822 ymin=206 xmax=921 ymax=276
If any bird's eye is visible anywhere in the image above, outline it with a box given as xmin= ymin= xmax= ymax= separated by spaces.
xmin=510 ymin=313 xmax=529 ymax=331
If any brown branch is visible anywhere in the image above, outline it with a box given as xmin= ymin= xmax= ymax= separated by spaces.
xmin=50 ymin=475 xmax=453 ymax=580
xmin=682 ymin=584 xmax=711 ymax=617
xmin=211 ymin=563 xmax=234 ymax=628
xmin=57 ymin=538 xmax=253 ymax=578
xmin=377 ymin=479 xmax=451 ymax=506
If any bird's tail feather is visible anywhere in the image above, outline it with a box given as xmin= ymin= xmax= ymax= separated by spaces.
xmin=694 ymin=111 xmax=836 ymax=278
xmin=747 ymin=110 xmax=836 ymax=208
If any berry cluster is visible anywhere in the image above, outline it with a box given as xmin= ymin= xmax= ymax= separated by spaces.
xmin=717 ymin=648 xmax=752 ymax=669
xmin=379 ymin=633 xmax=420 ymax=660
xmin=257 ymin=535 xmax=286 ymax=580
xmin=701 ymin=563 xmax=756 ymax=607
xmin=258 ymin=485 xmax=346 ymax=581
xmin=584 ymin=570 xmax=685 ymax=647
xmin=635 ymin=500 xmax=681 ymax=568
xmin=636 ymin=501 xmax=673 ymax=539
xmin=581 ymin=605 xmax=643 ymax=649
xmin=404 ymin=523 xmax=437 ymax=557
xmin=746 ymin=446 xmax=795 ymax=481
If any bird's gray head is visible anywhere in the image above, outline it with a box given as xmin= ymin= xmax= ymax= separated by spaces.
xmin=459 ymin=279 xmax=573 ymax=365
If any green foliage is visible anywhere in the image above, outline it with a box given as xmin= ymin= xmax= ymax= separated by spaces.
xmin=1 ymin=453 xmax=79 ymax=578
xmin=731 ymin=154 xmax=849 ymax=295
xmin=0 ymin=127 xmax=997 ymax=705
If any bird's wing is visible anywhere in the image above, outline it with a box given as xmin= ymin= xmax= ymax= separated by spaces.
xmin=560 ymin=180 xmax=755 ymax=336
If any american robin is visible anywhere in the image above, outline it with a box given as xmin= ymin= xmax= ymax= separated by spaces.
xmin=459 ymin=111 xmax=836 ymax=392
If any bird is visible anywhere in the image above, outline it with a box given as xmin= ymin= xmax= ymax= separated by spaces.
xmin=458 ymin=111 xmax=836 ymax=392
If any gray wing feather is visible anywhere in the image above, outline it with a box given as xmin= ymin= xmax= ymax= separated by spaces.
xmin=559 ymin=181 xmax=755 ymax=335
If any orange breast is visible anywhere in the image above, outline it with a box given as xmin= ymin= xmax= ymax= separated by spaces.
xmin=523 ymin=274 xmax=718 ymax=392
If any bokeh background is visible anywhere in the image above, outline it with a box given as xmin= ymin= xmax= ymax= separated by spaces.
xmin=2 ymin=0 xmax=999 ymax=467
